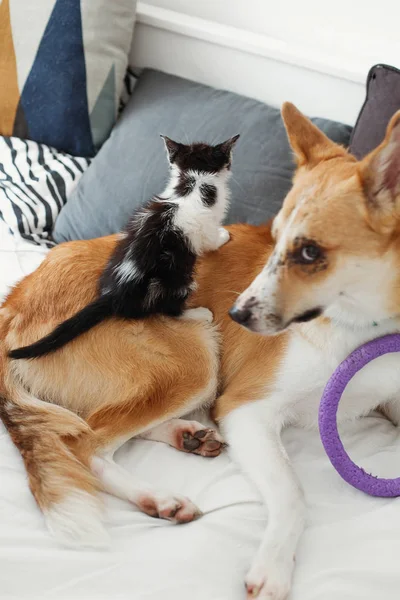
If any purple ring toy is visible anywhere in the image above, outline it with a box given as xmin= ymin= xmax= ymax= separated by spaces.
xmin=319 ymin=333 xmax=400 ymax=497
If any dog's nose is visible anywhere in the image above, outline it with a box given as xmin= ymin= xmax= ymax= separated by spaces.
xmin=229 ymin=305 xmax=252 ymax=325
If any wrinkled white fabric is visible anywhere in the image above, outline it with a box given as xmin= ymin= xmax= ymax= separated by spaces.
xmin=1 ymin=219 xmax=400 ymax=600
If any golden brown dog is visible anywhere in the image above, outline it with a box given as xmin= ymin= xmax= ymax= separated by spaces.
xmin=2 ymin=103 xmax=400 ymax=599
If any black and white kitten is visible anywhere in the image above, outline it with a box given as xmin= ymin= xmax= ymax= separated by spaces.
xmin=10 ymin=134 xmax=239 ymax=360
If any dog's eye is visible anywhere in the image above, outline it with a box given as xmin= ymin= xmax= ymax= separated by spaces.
xmin=299 ymin=244 xmax=321 ymax=263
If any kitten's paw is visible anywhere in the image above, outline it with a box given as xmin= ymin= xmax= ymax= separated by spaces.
xmin=182 ymin=307 xmax=213 ymax=322
xmin=216 ymin=227 xmax=230 ymax=248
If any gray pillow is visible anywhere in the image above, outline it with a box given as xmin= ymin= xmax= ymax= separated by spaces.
xmin=53 ymin=69 xmax=352 ymax=242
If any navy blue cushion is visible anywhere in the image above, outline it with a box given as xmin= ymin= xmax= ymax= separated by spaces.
xmin=0 ymin=0 xmax=135 ymax=156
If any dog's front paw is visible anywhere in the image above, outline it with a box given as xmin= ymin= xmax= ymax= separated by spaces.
xmin=245 ymin=554 xmax=293 ymax=600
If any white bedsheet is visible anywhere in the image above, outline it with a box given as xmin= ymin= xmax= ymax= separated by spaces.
xmin=1 ymin=219 xmax=400 ymax=600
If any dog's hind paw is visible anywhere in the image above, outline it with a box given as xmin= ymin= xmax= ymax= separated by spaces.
xmin=177 ymin=422 xmax=225 ymax=457
xmin=137 ymin=493 xmax=202 ymax=523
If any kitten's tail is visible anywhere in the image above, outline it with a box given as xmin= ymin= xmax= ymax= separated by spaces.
xmin=9 ymin=296 xmax=113 ymax=360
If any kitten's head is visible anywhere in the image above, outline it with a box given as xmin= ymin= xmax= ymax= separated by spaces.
xmin=160 ymin=135 xmax=240 ymax=174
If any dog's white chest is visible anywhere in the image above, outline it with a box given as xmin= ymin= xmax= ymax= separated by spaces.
xmin=272 ymin=323 xmax=400 ymax=428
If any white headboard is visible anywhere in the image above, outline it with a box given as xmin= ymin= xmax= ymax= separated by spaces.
xmin=128 ymin=1 xmax=398 ymax=125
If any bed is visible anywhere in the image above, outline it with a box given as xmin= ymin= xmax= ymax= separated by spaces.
xmin=2 ymin=4 xmax=400 ymax=599
xmin=2 ymin=222 xmax=400 ymax=600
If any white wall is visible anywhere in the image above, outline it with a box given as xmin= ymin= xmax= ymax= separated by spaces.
xmin=148 ymin=0 xmax=400 ymax=67
xmin=132 ymin=0 xmax=400 ymax=124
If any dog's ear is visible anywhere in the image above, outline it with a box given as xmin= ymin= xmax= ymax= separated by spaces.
xmin=360 ymin=111 xmax=400 ymax=233
xmin=281 ymin=102 xmax=347 ymax=168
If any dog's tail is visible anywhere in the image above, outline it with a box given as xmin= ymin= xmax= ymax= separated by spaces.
xmin=9 ymin=295 xmax=113 ymax=360
xmin=0 ymin=380 xmax=108 ymax=547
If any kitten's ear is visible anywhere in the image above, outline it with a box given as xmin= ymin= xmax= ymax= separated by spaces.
xmin=160 ymin=135 xmax=181 ymax=163
xmin=218 ymin=134 xmax=240 ymax=155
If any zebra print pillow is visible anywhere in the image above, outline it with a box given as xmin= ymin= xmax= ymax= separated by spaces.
xmin=0 ymin=69 xmax=138 ymax=248
xmin=0 ymin=137 xmax=90 ymax=248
